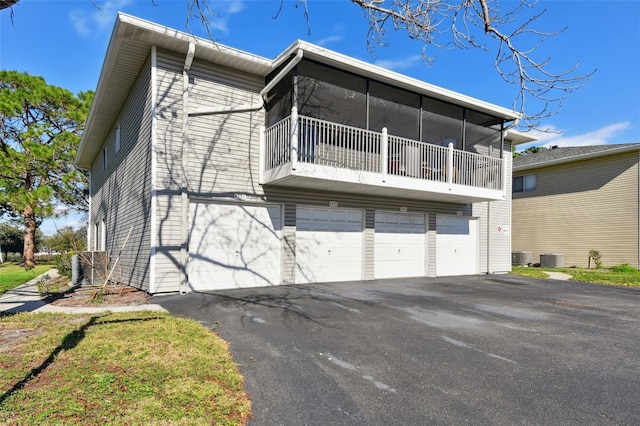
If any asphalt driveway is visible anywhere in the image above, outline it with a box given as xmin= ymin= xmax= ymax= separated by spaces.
xmin=155 ymin=275 xmax=640 ymax=425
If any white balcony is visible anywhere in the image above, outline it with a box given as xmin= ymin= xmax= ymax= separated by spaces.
xmin=260 ymin=112 xmax=507 ymax=203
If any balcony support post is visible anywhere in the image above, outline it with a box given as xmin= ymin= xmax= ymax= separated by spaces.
xmin=447 ymin=141 xmax=454 ymax=189
xmin=502 ymin=157 xmax=507 ymax=198
xmin=381 ymin=127 xmax=388 ymax=181
xmin=290 ymin=106 xmax=299 ymax=169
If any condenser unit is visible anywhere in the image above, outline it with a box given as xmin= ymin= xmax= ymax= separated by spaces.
xmin=540 ymin=253 xmax=564 ymax=268
xmin=512 ymin=251 xmax=532 ymax=266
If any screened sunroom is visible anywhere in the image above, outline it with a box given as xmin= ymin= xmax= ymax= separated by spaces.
xmin=260 ymin=57 xmax=516 ymax=202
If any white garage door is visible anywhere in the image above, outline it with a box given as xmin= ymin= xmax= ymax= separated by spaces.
xmin=436 ymin=216 xmax=478 ymax=276
xmin=375 ymin=212 xmax=426 ymax=279
xmin=296 ymin=207 xmax=363 ymax=284
xmin=188 ymin=202 xmax=282 ymax=291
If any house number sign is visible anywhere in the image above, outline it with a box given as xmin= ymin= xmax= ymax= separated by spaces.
xmin=328 ymin=201 xmax=339 ymax=207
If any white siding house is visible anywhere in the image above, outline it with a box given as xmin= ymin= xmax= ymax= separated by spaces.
xmin=75 ymin=13 xmax=535 ymax=293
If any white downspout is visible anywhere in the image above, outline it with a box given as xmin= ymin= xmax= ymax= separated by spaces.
xmin=487 ymin=201 xmax=491 ymax=274
xmin=150 ymin=45 xmax=158 ymax=294
xmin=180 ymin=42 xmax=195 ymax=295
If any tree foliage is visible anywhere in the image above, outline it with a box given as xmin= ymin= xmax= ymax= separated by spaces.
xmin=43 ymin=226 xmax=87 ymax=254
xmin=0 ymin=71 xmax=93 ymax=266
xmin=0 ymin=222 xmax=23 ymax=255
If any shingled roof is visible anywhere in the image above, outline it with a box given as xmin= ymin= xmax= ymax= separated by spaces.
xmin=513 ymin=143 xmax=640 ymax=171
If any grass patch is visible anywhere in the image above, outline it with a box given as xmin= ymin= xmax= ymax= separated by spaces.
xmin=0 ymin=263 xmax=53 ymax=296
xmin=0 ymin=311 xmax=251 ymax=425
xmin=511 ymin=265 xmax=640 ymax=287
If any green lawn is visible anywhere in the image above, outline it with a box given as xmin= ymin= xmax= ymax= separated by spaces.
xmin=511 ymin=265 xmax=640 ymax=287
xmin=0 ymin=311 xmax=252 ymax=425
xmin=0 ymin=263 xmax=53 ymax=296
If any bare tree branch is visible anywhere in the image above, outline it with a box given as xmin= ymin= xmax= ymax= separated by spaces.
xmin=349 ymin=0 xmax=595 ymax=130
xmin=1 ymin=0 xmax=595 ymax=130
xmin=0 ymin=0 xmax=18 ymax=23
xmin=186 ymin=0 xmax=218 ymax=41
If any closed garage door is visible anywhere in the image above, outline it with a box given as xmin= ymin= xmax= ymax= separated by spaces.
xmin=375 ymin=212 xmax=426 ymax=279
xmin=188 ymin=202 xmax=282 ymax=291
xmin=436 ymin=216 xmax=478 ymax=276
xmin=296 ymin=207 xmax=363 ymax=284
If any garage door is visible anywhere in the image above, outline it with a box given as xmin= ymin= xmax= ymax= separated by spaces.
xmin=374 ymin=212 xmax=426 ymax=279
xmin=436 ymin=216 xmax=478 ymax=276
xmin=296 ymin=207 xmax=363 ymax=284
xmin=188 ymin=202 xmax=282 ymax=291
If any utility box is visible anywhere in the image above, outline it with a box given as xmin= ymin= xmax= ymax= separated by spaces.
xmin=512 ymin=251 xmax=532 ymax=266
xmin=540 ymin=253 xmax=564 ymax=268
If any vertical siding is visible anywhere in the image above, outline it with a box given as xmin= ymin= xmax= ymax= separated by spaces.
xmin=512 ymin=152 xmax=639 ymax=268
xmin=283 ymin=204 xmax=296 ymax=283
xmin=474 ymin=201 xmax=489 ymax=273
xmin=90 ymin=56 xmax=153 ymax=290
xmin=364 ymin=209 xmax=375 ymax=279
xmin=426 ymin=215 xmax=437 ymax=276
xmin=473 ymin=143 xmax=513 ymax=273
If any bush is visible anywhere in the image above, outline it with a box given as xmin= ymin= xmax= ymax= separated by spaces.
xmin=589 ymin=249 xmax=603 ymax=269
xmin=55 ymin=252 xmax=75 ymax=277
xmin=610 ymin=264 xmax=638 ymax=273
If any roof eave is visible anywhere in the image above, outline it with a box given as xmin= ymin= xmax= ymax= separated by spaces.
xmin=274 ymin=40 xmax=520 ymax=121
xmin=75 ymin=13 xmax=273 ymax=169
xmin=505 ymin=129 xmax=537 ymax=145
xmin=514 ymin=144 xmax=640 ymax=172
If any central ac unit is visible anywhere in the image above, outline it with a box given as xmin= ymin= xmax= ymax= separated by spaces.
xmin=512 ymin=251 xmax=532 ymax=266
xmin=540 ymin=253 xmax=564 ymax=268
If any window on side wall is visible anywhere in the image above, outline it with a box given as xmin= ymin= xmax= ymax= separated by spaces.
xmin=114 ymin=122 xmax=121 ymax=154
xmin=100 ymin=220 xmax=106 ymax=251
xmin=513 ymin=174 xmax=536 ymax=193
xmin=102 ymin=147 xmax=108 ymax=171
xmin=93 ymin=223 xmax=98 ymax=251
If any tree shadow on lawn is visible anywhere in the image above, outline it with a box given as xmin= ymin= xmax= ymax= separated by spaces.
xmin=0 ymin=314 xmax=164 ymax=405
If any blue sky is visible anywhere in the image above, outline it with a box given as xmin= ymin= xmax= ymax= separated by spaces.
xmin=1 ymin=0 xmax=639 ymax=234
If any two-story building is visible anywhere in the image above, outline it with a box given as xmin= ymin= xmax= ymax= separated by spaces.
xmin=75 ymin=13 xmax=535 ymax=293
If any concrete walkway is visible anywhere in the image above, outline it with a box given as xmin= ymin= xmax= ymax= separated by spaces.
xmin=0 ymin=269 xmax=166 ymax=315
xmin=545 ymin=271 xmax=573 ymax=280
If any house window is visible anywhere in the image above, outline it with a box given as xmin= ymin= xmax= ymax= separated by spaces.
xmin=100 ymin=220 xmax=106 ymax=251
xmin=102 ymin=147 xmax=108 ymax=170
xmin=93 ymin=223 xmax=99 ymax=251
xmin=93 ymin=221 xmax=106 ymax=251
xmin=114 ymin=122 xmax=121 ymax=154
xmin=513 ymin=174 xmax=536 ymax=192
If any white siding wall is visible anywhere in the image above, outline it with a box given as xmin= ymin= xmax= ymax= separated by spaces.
xmin=473 ymin=142 xmax=513 ymax=274
xmin=90 ymin=56 xmax=153 ymax=290
xmin=187 ymin=61 xmax=264 ymax=196
xmin=147 ymin=47 xmax=515 ymax=290
xmin=152 ymin=51 xmax=266 ymax=292
xmin=153 ymin=50 xmax=185 ymax=292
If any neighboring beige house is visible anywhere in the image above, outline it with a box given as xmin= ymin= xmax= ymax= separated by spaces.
xmin=76 ymin=14 xmax=535 ymax=293
xmin=512 ymin=143 xmax=640 ymax=268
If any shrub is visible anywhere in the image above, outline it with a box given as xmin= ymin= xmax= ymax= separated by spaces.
xmin=589 ymin=249 xmax=603 ymax=269
xmin=610 ymin=264 xmax=638 ymax=273
xmin=55 ymin=252 xmax=75 ymax=277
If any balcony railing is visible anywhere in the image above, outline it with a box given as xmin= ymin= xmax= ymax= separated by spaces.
xmin=264 ymin=112 xmax=504 ymax=191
